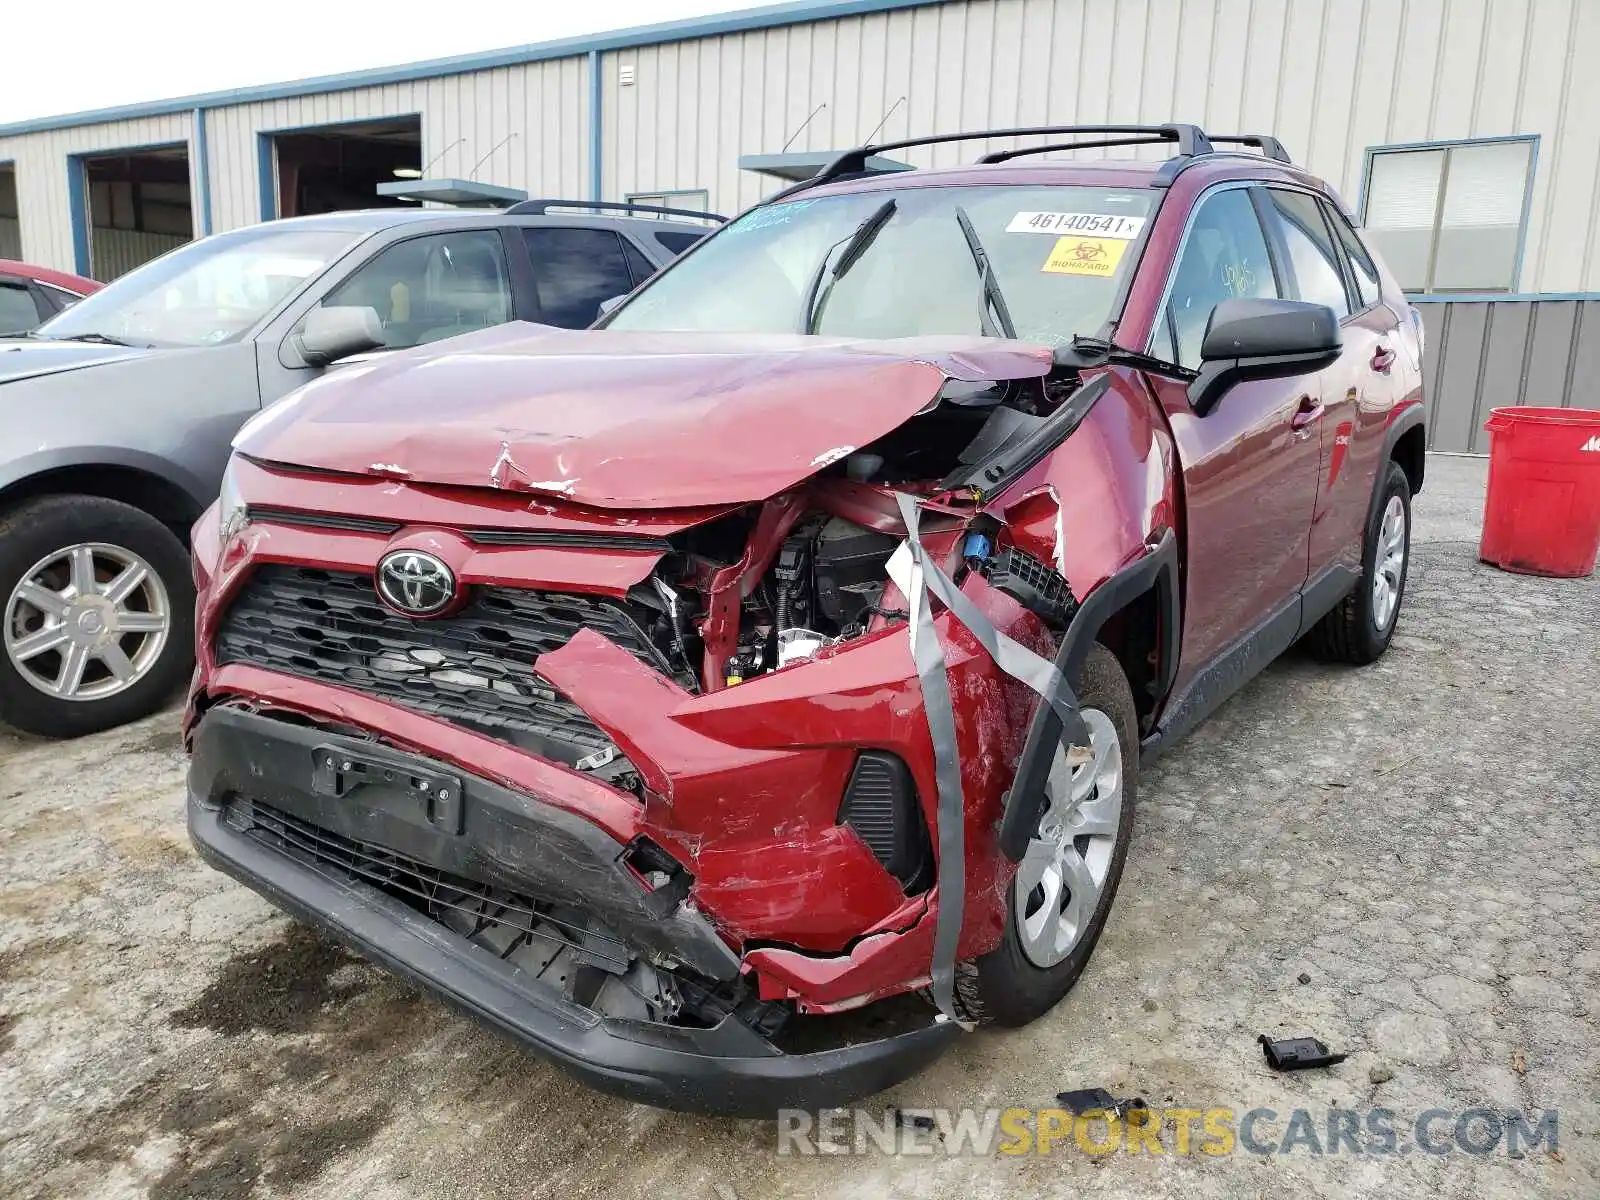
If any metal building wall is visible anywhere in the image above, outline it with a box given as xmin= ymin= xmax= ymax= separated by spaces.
xmin=601 ymin=0 xmax=1600 ymax=293
xmin=205 ymin=59 xmax=588 ymax=230
xmin=1420 ymin=300 xmax=1600 ymax=454
xmin=0 ymin=112 xmax=193 ymax=272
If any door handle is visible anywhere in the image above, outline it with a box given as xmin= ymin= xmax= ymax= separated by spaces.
xmin=1291 ymin=395 xmax=1323 ymax=440
xmin=1371 ymin=345 xmax=1396 ymax=373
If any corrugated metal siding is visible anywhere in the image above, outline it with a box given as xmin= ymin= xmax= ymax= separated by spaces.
xmin=1420 ymin=300 xmax=1600 ymax=453
xmin=207 ymin=59 xmax=588 ymax=230
xmin=2 ymin=0 xmax=1598 ymax=297
xmin=0 ymin=113 xmax=192 ymax=274
xmin=89 ymin=227 xmax=188 ymax=280
xmin=603 ymin=0 xmax=1600 ymax=292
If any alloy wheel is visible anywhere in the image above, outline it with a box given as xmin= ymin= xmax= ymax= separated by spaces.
xmin=1014 ymin=707 xmax=1124 ymax=969
xmin=1371 ymin=494 xmax=1407 ymax=631
xmin=4 ymin=542 xmax=171 ymax=701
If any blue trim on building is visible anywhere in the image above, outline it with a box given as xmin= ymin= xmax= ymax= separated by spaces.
xmin=193 ymin=108 xmax=213 ymax=235
xmin=588 ymin=50 xmax=604 ymax=202
xmin=66 ymin=156 xmax=89 ymax=276
xmin=0 ymin=0 xmax=939 ymax=139
xmin=1406 ymin=291 xmax=1600 ymax=304
xmin=257 ymin=133 xmax=276 ymax=221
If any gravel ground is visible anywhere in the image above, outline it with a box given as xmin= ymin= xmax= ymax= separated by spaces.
xmin=1 ymin=453 xmax=1595 ymax=1200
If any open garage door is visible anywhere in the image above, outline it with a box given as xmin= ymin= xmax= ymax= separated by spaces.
xmin=269 ymin=116 xmax=422 ymax=218
xmin=0 ymin=164 xmax=19 ymax=259
xmin=82 ymin=145 xmax=192 ymax=280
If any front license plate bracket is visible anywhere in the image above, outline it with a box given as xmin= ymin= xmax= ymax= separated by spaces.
xmin=310 ymin=744 xmax=466 ymax=835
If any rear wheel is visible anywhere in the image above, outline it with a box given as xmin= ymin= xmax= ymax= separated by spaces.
xmin=954 ymin=642 xmax=1138 ymax=1027
xmin=1306 ymin=460 xmax=1412 ymax=665
xmin=0 ymin=495 xmax=195 ymax=737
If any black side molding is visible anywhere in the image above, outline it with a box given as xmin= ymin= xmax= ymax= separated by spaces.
xmin=998 ymin=529 xmax=1180 ymax=862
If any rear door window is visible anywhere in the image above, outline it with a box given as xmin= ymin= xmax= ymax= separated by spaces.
xmin=1264 ymin=189 xmax=1351 ymax=319
xmin=1325 ymin=204 xmax=1383 ymax=310
xmin=521 ymin=228 xmax=635 ymax=328
xmin=654 ymin=229 xmax=707 ymax=257
xmin=621 ymin=238 xmax=658 ymax=288
xmin=1160 ymin=187 xmax=1282 ymax=369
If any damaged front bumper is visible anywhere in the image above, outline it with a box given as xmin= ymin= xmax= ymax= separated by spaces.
xmin=186 ymin=705 xmax=959 ymax=1115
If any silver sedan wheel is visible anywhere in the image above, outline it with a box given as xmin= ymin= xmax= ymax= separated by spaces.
xmin=1371 ymin=495 xmax=1407 ymax=631
xmin=1014 ymin=707 xmax=1124 ymax=969
xmin=3 ymin=543 xmax=171 ymax=701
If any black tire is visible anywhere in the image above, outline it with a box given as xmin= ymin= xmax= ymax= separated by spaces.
xmin=954 ymin=642 xmax=1138 ymax=1027
xmin=1305 ymin=460 xmax=1412 ymax=666
xmin=0 ymin=495 xmax=195 ymax=738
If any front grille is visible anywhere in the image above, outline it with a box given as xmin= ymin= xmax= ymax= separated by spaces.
xmin=245 ymin=507 xmax=403 ymax=535
xmin=215 ymin=565 xmax=682 ymax=761
xmin=233 ymin=798 xmax=632 ymax=972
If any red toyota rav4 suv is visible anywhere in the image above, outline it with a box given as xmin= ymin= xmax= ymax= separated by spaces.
xmin=185 ymin=125 xmax=1425 ymax=1115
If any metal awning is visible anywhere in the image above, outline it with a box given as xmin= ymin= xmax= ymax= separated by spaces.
xmin=374 ymin=178 xmax=529 ymax=207
xmin=736 ymin=152 xmax=912 ymax=183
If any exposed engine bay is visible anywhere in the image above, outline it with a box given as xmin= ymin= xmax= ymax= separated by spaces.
xmin=621 ymin=371 xmax=1085 ymax=698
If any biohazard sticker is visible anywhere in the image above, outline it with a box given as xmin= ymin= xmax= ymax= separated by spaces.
xmin=1041 ymin=236 xmax=1128 ymax=276
xmin=1008 ymin=211 xmax=1146 ymax=239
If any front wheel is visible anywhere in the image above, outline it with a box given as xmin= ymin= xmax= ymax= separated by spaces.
xmin=954 ymin=642 xmax=1138 ymax=1027
xmin=0 ymin=495 xmax=196 ymax=738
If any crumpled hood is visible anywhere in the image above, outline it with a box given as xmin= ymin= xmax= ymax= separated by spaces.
xmin=0 ymin=338 xmax=154 ymax=385
xmin=235 ymin=323 xmax=1055 ymax=508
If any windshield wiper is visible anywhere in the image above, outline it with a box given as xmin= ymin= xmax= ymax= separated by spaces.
xmin=1066 ymin=334 xmax=1195 ymax=379
xmin=953 ymin=205 xmax=1017 ymax=340
xmin=53 ymin=331 xmax=136 ymax=346
xmin=801 ymin=198 xmax=897 ymax=334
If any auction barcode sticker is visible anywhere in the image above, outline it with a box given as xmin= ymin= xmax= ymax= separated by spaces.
xmin=1007 ymin=211 xmax=1146 ymax=239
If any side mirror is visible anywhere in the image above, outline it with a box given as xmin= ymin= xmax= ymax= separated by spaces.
xmin=1188 ymin=298 xmax=1342 ymax=416
xmin=296 ymin=305 xmax=385 ymax=366
xmin=597 ymin=294 xmax=627 ymax=317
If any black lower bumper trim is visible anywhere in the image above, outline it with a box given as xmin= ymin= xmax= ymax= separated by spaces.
xmin=187 ymin=790 xmax=958 ymax=1118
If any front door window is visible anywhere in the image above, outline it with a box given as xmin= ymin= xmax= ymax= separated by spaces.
xmin=1161 ymin=188 xmax=1281 ymax=368
xmin=320 ymin=230 xmax=512 ymax=349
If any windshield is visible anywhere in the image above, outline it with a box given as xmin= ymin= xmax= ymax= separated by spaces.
xmin=38 ymin=228 xmax=358 ymax=348
xmin=606 ymin=184 xmax=1156 ymax=346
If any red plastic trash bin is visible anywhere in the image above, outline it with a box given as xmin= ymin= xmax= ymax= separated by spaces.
xmin=1479 ymin=406 xmax=1600 ymax=578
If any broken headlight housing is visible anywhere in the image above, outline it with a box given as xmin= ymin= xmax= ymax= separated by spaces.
xmin=218 ymin=454 xmax=248 ymax=542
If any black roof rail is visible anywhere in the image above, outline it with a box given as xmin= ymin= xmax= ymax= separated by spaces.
xmin=1208 ymin=134 xmax=1293 ymax=163
xmin=751 ymin=123 xmax=1297 ymax=205
xmin=813 ymin=124 xmax=1214 ymax=188
xmin=506 ymin=198 xmax=728 ymax=223
xmin=977 ymin=135 xmax=1187 ymax=164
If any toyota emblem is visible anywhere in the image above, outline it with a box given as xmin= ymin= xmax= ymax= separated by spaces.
xmin=376 ymin=550 xmax=457 ymax=616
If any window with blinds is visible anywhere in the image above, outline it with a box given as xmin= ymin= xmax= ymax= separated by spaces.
xmin=1360 ymin=138 xmax=1535 ymax=293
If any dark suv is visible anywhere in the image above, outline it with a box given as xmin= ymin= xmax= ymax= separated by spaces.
xmin=0 ymin=200 xmax=717 ymax=737
xmin=185 ymin=125 xmax=1426 ymax=1115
